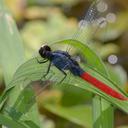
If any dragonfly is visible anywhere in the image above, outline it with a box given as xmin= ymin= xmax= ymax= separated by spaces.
xmin=6 ymin=0 xmax=128 ymax=122
xmin=36 ymin=0 xmax=128 ymax=101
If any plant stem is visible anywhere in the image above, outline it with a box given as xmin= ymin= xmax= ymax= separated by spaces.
xmin=92 ymin=96 xmax=114 ymax=128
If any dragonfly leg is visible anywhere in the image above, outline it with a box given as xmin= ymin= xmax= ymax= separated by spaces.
xmin=41 ymin=62 xmax=52 ymax=80
xmin=36 ymin=57 xmax=48 ymax=64
xmin=58 ymin=69 xmax=67 ymax=83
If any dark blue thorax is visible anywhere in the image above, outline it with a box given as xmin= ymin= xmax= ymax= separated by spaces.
xmin=47 ymin=51 xmax=84 ymax=76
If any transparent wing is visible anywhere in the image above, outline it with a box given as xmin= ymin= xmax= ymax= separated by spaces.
xmin=63 ymin=0 xmax=117 ymax=68
xmin=72 ymin=0 xmax=98 ymax=41
xmin=70 ymin=0 xmax=115 ymax=45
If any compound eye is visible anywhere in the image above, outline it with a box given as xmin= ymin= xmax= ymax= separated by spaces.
xmin=44 ymin=45 xmax=51 ymax=51
xmin=38 ymin=47 xmax=43 ymax=56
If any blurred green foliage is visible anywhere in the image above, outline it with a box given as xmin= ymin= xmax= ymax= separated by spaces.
xmin=0 ymin=0 xmax=128 ymax=128
xmin=21 ymin=7 xmax=77 ymax=58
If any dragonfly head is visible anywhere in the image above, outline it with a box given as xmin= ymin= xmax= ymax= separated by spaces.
xmin=39 ymin=45 xmax=51 ymax=58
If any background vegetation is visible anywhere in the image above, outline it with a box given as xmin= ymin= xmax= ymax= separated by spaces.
xmin=0 ymin=0 xmax=128 ymax=128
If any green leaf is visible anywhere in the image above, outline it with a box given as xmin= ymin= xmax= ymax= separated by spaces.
xmin=0 ymin=113 xmax=28 ymax=128
xmin=7 ymin=39 xmax=128 ymax=127
xmin=92 ymin=96 xmax=114 ymax=128
xmin=59 ymin=85 xmax=92 ymax=106
xmin=0 ymin=0 xmax=24 ymax=85
xmin=24 ymin=120 xmax=40 ymax=128
xmin=55 ymin=39 xmax=114 ymax=128
xmin=43 ymin=104 xmax=92 ymax=128
xmin=54 ymin=39 xmax=108 ymax=76
xmin=6 ymin=82 xmax=36 ymax=120
xmin=0 ymin=1 xmax=41 ymax=127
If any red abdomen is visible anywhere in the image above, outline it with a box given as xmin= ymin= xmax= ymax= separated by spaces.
xmin=80 ymin=72 xmax=128 ymax=100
